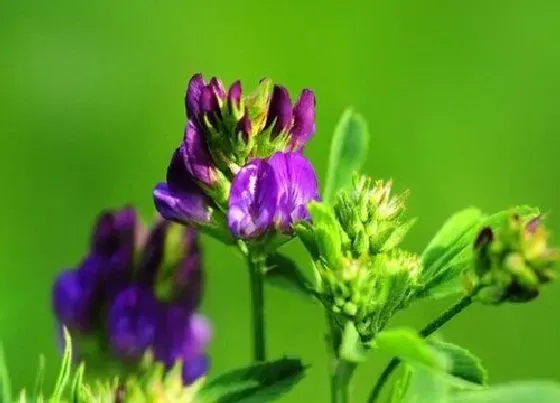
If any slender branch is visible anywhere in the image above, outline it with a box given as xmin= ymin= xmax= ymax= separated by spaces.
xmin=366 ymin=295 xmax=474 ymax=403
xmin=248 ymin=253 xmax=267 ymax=362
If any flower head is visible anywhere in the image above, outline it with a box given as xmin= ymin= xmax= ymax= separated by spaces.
xmin=227 ymin=152 xmax=320 ymax=240
xmin=52 ymin=206 xmax=210 ymax=384
xmin=466 ymin=214 xmax=559 ymax=304
xmin=295 ymin=175 xmax=420 ymax=341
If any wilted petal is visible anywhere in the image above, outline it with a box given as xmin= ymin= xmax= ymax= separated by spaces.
xmin=228 ymin=159 xmax=278 ymax=239
xmin=290 ymin=89 xmax=316 ymax=151
xmin=267 ymin=152 xmax=320 ymax=232
xmin=107 ymin=286 xmax=160 ymax=361
xmin=182 ymin=120 xmax=216 ymax=186
xmin=185 ymin=74 xmax=205 ymax=120
xmin=265 ymin=85 xmax=293 ymax=135
xmin=227 ymin=81 xmax=242 ymax=112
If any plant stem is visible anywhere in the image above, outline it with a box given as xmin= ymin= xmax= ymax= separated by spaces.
xmin=366 ymin=295 xmax=474 ymax=403
xmin=248 ymin=253 xmax=267 ymax=362
xmin=326 ymin=313 xmax=357 ymax=403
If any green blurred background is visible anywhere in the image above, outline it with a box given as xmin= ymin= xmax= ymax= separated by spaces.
xmin=1 ymin=0 xmax=560 ymax=401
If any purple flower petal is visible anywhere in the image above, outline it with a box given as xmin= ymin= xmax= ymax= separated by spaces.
xmin=228 ymin=159 xmax=278 ymax=239
xmin=182 ymin=120 xmax=216 ymax=186
xmin=236 ymin=112 xmax=252 ymax=143
xmin=183 ymin=354 xmax=210 ymax=384
xmin=201 ymin=85 xmax=221 ymax=127
xmin=265 ymin=85 xmax=293 ymax=135
xmin=173 ymin=246 xmax=203 ymax=311
xmin=209 ymin=77 xmax=226 ymax=100
xmin=290 ymin=89 xmax=316 ymax=151
xmin=154 ymin=148 xmax=214 ymax=225
xmin=227 ymin=81 xmax=242 ymax=113
xmin=185 ymin=74 xmax=205 ymax=120
xmin=52 ymin=266 xmax=99 ymax=333
xmin=267 ymin=152 xmax=320 ymax=232
xmin=107 ymin=286 xmax=160 ymax=362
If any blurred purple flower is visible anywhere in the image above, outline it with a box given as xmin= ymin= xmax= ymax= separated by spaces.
xmin=228 ymin=152 xmax=319 ymax=239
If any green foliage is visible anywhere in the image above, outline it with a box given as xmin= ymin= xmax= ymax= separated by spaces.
xmin=305 ymin=202 xmax=343 ymax=269
xmin=198 ymin=358 xmax=306 ymax=402
xmin=416 ymin=206 xmax=540 ymax=300
xmin=323 ymin=108 xmax=370 ymax=204
xmin=426 ymin=340 xmax=488 ymax=386
xmin=0 ymin=344 xmax=12 ymax=403
xmin=339 ymin=322 xmax=369 ymax=363
xmin=448 ymin=381 xmax=560 ymax=403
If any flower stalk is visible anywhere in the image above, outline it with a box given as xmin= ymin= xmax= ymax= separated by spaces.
xmin=248 ymin=252 xmax=267 ymax=362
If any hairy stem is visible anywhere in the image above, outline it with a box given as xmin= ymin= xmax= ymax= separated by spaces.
xmin=248 ymin=253 xmax=267 ymax=362
xmin=366 ymin=295 xmax=474 ymax=403
xmin=326 ymin=313 xmax=357 ymax=403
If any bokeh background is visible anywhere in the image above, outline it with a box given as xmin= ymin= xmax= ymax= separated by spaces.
xmin=1 ymin=0 xmax=560 ymax=401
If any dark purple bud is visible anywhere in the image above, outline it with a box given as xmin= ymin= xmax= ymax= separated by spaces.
xmin=153 ymin=148 xmax=215 ymax=225
xmin=209 ymin=77 xmax=226 ymax=100
xmin=137 ymin=220 xmax=169 ymax=287
xmin=267 ymin=152 xmax=320 ymax=232
xmin=265 ymin=85 xmax=293 ymax=135
xmin=228 ymin=159 xmax=278 ymax=239
xmin=200 ymin=85 xmax=221 ymax=126
xmin=185 ymin=74 xmax=205 ymax=120
xmin=107 ymin=286 xmax=160 ymax=362
xmin=290 ymin=89 xmax=316 ymax=151
xmin=227 ymin=81 xmax=242 ymax=112
xmin=52 ymin=263 xmax=100 ymax=333
xmin=236 ymin=112 xmax=252 ymax=143
xmin=182 ymin=120 xmax=216 ymax=186
xmin=474 ymin=227 xmax=494 ymax=250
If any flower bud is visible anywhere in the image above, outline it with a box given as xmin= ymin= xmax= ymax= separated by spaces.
xmin=467 ymin=214 xmax=558 ymax=304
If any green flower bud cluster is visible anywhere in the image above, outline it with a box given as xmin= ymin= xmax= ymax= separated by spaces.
xmin=81 ymin=352 xmax=204 ymax=403
xmin=299 ymin=175 xmax=421 ymax=341
xmin=466 ymin=214 xmax=558 ymax=305
xmin=333 ymin=175 xmax=415 ymax=258
xmin=317 ymin=250 xmax=421 ymax=340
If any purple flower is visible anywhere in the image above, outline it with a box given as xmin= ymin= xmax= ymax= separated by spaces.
xmin=137 ymin=219 xmax=203 ymax=311
xmin=154 ymin=147 xmax=216 ymax=226
xmin=182 ymin=120 xmax=219 ymax=186
xmin=107 ymin=286 xmax=160 ymax=361
xmin=290 ymin=89 xmax=316 ymax=151
xmin=52 ymin=264 xmax=98 ymax=333
xmin=228 ymin=152 xmax=319 ymax=239
xmin=154 ymin=308 xmax=212 ymax=384
xmin=265 ymin=85 xmax=294 ymax=136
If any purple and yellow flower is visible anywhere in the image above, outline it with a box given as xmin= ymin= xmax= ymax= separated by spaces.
xmin=52 ymin=206 xmax=210 ymax=384
xmin=154 ymin=74 xmax=320 ymax=243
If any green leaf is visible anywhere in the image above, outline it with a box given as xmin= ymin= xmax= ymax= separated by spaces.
xmin=339 ymin=322 xmax=369 ymax=363
xmin=307 ymin=202 xmax=343 ymax=268
xmin=323 ymin=108 xmax=370 ymax=204
xmin=403 ymin=363 xmax=448 ymax=403
xmin=449 ymin=381 xmax=560 ymax=403
xmin=32 ymin=354 xmax=46 ymax=400
xmin=199 ymin=358 xmax=306 ymax=403
xmin=421 ymin=208 xmax=483 ymax=281
xmin=70 ymin=363 xmax=86 ymax=402
xmin=427 ymin=340 xmax=488 ymax=386
xmin=375 ymin=328 xmax=446 ymax=370
xmin=51 ymin=326 xmax=73 ymax=400
xmin=265 ymin=254 xmax=316 ymax=300
xmin=0 ymin=344 xmax=12 ymax=403
xmin=386 ymin=367 xmax=412 ymax=403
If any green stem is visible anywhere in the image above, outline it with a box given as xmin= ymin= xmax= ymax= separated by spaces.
xmin=366 ymin=295 xmax=474 ymax=403
xmin=326 ymin=313 xmax=357 ymax=403
xmin=248 ymin=253 xmax=267 ymax=362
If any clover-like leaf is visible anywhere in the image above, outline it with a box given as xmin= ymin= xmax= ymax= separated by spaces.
xmin=323 ymin=108 xmax=370 ymax=204
xmin=427 ymin=340 xmax=488 ymax=386
xmin=449 ymin=381 xmax=560 ymax=403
